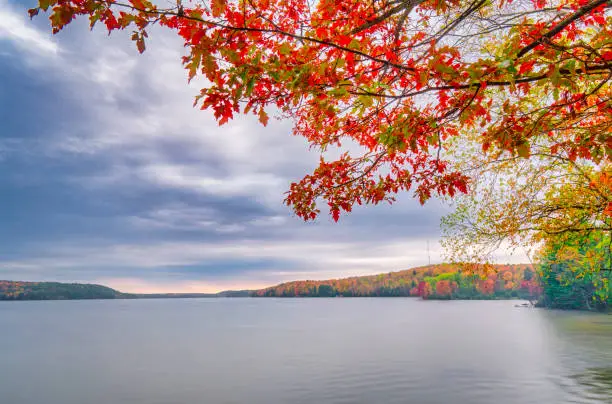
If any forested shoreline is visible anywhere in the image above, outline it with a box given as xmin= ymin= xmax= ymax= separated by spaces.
xmin=0 ymin=281 xmax=127 ymax=300
xmin=0 ymin=281 xmax=249 ymax=301
xmin=252 ymin=262 xmax=611 ymax=311
xmin=251 ymin=264 xmax=541 ymax=301
xmin=3 ymin=261 xmax=610 ymax=311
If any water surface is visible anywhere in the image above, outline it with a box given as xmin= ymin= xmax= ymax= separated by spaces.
xmin=1 ymin=298 xmax=611 ymax=403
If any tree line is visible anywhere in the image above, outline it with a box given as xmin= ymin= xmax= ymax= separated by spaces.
xmin=251 ymin=264 xmax=541 ymax=300
xmin=0 ymin=281 xmax=124 ymax=300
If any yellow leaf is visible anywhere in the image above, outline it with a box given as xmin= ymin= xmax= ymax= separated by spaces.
xmin=258 ymin=108 xmax=269 ymax=126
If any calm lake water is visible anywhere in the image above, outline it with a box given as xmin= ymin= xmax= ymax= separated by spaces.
xmin=1 ymin=298 xmax=611 ymax=404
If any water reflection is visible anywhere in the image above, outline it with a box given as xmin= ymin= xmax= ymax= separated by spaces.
xmin=570 ymin=367 xmax=612 ymax=402
xmin=540 ymin=311 xmax=612 ymax=403
xmin=0 ymin=299 xmax=610 ymax=404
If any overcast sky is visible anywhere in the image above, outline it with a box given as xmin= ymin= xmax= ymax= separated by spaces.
xmin=0 ymin=0 xmax=527 ymax=292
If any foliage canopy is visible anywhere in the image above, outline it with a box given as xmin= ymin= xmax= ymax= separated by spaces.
xmin=29 ymin=0 xmax=612 ymax=220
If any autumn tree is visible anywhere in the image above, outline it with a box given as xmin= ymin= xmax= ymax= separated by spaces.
xmin=435 ymin=279 xmax=453 ymax=297
xmin=441 ymin=148 xmax=611 ymax=270
xmin=251 ymin=263 xmax=537 ymax=298
xmin=440 ymin=131 xmax=610 ymax=309
xmin=479 ymin=279 xmax=496 ymax=295
xmin=537 ymin=231 xmax=611 ymax=310
xmin=28 ymin=0 xmax=612 ymax=221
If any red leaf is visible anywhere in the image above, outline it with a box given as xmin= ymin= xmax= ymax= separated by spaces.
xmin=332 ymin=209 xmax=340 ymax=222
xmin=136 ymin=37 xmax=145 ymax=53
xmin=518 ymin=60 xmax=535 ymax=74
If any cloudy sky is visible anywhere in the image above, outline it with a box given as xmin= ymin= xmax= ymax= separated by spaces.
xmin=0 ymin=0 xmax=526 ymax=292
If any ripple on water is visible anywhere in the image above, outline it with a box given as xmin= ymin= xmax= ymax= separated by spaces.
xmin=0 ymin=299 xmax=611 ymax=404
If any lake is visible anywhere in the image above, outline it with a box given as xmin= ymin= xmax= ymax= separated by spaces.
xmin=0 ymin=298 xmax=611 ymax=404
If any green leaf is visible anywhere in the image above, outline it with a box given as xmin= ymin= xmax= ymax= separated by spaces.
xmin=563 ymin=59 xmax=576 ymax=75
xmin=434 ymin=63 xmax=455 ymax=75
xmin=516 ymin=143 xmax=530 ymax=158
xmin=467 ymin=68 xmax=481 ymax=79
xmin=39 ymin=0 xmax=51 ymax=11
xmin=549 ymin=65 xmax=561 ymax=86
xmin=223 ymin=49 xmax=239 ymax=63
xmin=359 ymin=95 xmax=373 ymax=108
xmin=245 ymin=77 xmax=256 ymax=97
xmin=328 ymin=87 xmax=348 ymax=96
xmin=279 ymin=43 xmax=291 ymax=55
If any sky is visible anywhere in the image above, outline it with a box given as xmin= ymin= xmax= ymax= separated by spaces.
xmin=0 ymin=0 xmax=528 ymax=293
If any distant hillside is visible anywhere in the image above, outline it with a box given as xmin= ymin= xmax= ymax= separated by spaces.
xmin=216 ymin=290 xmax=252 ymax=297
xmin=0 ymin=281 xmax=253 ymax=301
xmin=1 ymin=265 xmax=542 ymax=301
xmin=252 ymin=264 xmax=541 ymax=300
xmin=133 ymin=290 xmax=252 ymax=299
xmin=0 ymin=281 xmax=128 ymax=300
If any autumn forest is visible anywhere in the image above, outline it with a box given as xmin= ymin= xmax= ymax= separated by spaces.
xmin=252 ymin=264 xmax=541 ymax=300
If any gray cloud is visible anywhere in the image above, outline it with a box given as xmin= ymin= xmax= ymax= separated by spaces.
xmin=0 ymin=2 xmax=526 ymax=292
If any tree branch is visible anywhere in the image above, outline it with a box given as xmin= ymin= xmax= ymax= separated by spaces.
xmin=517 ymin=0 xmax=612 ymax=58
